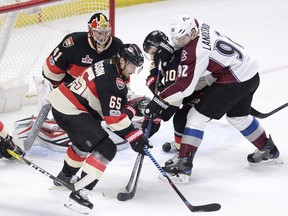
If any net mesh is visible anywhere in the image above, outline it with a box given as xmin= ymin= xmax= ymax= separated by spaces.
xmin=0 ymin=0 xmax=110 ymax=100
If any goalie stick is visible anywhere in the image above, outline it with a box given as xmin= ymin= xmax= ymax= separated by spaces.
xmin=7 ymin=148 xmax=76 ymax=191
xmin=250 ymin=102 xmax=288 ymax=119
xmin=23 ymin=77 xmax=54 ymax=151
xmin=143 ymin=147 xmax=221 ymax=212
xmin=23 ymin=103 xmax=51 ymax=151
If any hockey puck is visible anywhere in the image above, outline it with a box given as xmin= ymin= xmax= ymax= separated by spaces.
xmin=162 ymin=142 xmax=172 ymax=152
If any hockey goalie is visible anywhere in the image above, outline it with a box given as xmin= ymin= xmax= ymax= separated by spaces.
xmin=13 ymin=77 xmax=150 ymax=152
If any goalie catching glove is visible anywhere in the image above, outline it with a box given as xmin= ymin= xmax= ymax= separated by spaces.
xmin=125 ymin=129 xmax=153 ymax=154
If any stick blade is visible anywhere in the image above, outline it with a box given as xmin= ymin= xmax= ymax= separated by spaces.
xmin=190 ymin=203 xmax=221 ymax=212
xmin=117 ymin=191 xmax=134 ymax=201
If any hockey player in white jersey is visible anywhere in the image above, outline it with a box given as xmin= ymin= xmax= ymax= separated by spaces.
xmin=144 ymin=15 xmax=282 ymax=184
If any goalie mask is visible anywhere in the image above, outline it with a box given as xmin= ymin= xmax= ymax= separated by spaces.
xmin=88 ymin=13 xmax=111 ymax=52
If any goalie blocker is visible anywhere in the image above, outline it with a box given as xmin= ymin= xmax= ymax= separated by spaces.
xmin=13 ymin=96 xmax=150 ymax=152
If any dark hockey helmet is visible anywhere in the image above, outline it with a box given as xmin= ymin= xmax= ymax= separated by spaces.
xmin=118 ymin=43 xmax=144 ymax=67
xmin=143 ymin=30 xmax=169 ymax=53
xmin=88 ymin=13 xmax=111 ymax=46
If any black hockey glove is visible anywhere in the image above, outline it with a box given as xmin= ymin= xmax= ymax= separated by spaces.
xmin=0 ymin=135 xmax=24 ymax=159
xmin=141 ymin=117 xmax=161 ymax=138
xmin=125 ymin=129 xmax=153 ymax=154
xmin=160 ymin=105 xmax=179 ymax=121
xmin=144 ymin=95 xmax=169 ymax=119
xmin=154 ymin=42 xmax=174 ymax=71
xmin=124 ymin=105 xmax=136 ymax=120
xmin=182 ymin=86 xmax=208 ymax=107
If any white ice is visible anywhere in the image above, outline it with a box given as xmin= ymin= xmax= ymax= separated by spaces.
xmin=1 ymin=0 xmax=288 ymax=215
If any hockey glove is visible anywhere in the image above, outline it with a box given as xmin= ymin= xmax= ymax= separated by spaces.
xmin=141 ymin=117 xmax=161 ymax=138
xmin=160 ymin=105 xmax=179 ymax=121
xmin=0 ymin=135 xmax=24 ymax=159
xmin=146 ymin=74 xmax=165 ymax=94
xmin=182 ymin=86 xmax=208 ymax=107
xmin=124 ymin=105 xmax=137 ymax=120
xmin=154 ymin=42 xmax=174 ymax=71
xmin=144 ymin=95 xmax=169 ymax=119
xmin=125 ymin=129 xmax=153 ymax=154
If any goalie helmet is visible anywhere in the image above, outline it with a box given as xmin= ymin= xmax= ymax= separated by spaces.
xmin=118 ymin=44 xmax=144 ymax=67
xmin=143 ymin=30 xmax=169 ymax=53
xmin=88 ymin=13 xmax=111 ymax=51
xmin=170 ymin=15 xmax=198 ymax=44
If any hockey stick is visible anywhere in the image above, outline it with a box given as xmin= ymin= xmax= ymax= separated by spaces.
xmin=117 ymin=153 xmax=144 ymax=201
xmin=7 ymin=148 xmax=76 ymax=191
xmin=23 ymin=103 xmax=51 ymax=151
xmin=143 ymin=147 xmax=221 ymax=212
xmin=116 ymin=68 xmax=162 ymax=201
xmin=250 ymin=102 xmax=288 ymax=119
xmin=116 ymin=122 xmax=152 ymax=201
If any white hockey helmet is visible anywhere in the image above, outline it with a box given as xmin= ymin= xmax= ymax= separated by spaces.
xmin=170 ymin=15 xmax=198 ymax=42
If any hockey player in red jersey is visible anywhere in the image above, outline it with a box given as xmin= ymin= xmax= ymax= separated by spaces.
xmin=43 ymin=12 xmax=123 ymax=88
xmin=144 ymin=15 xmax=282 ymax=184
xmin=47 ymin=43 xmax=152 ymax=214
xmin=14 ymin=13 xmax=149 ymax=152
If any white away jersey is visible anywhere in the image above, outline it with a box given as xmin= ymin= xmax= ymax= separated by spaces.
xmin=160 ymin=21 xmax=259 ymax=103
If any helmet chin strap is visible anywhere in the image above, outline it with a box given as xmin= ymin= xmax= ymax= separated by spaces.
xmin=119 ymin=60 xmax=130 ymax=81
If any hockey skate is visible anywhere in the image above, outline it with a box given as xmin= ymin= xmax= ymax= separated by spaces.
xmin=247 ymin=135 xmax=283 ymax=166
xmin=50 ymin=171 xmax=79 ymax=190
xmin=164 ymin=153 xmax=179 ymax=168
xmin=65 ymin=188 xmax=93 ymax=214
xmin=159 ymin=156 xmax=193 ymax=184
xmin=162 ymin=141 xmax=178 ymax=153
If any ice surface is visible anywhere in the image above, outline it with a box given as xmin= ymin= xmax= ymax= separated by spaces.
xmin=1 ymin=0 xmax=288 ymax=215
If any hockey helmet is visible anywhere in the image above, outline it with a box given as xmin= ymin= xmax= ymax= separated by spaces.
xmin=170 ymin=15 xmax=198 ymax=44
xmin=143 ymin=30 xmax=169 ymax=53
xmin=88 ymin=13 xmax=111 ymax=46
xmin=118 ymin=44 xmax=144 ymax=67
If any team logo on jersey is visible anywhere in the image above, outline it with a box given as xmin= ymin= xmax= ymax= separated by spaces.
xmin=63 ymin=37 xmax=74 ymax=48
xmin=116 ymin=78 xmax=125 ymax=90
xmin=181 ymin=50 xmax=188 ymax=61
xmin=82 ymin=55 xmax=93 ymax=64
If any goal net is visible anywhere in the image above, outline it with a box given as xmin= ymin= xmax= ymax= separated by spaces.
xmin=0 ymin=0 xmax=114 ymax=111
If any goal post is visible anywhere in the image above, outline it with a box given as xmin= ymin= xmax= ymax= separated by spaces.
xmin=0 ymin=0 xmax=115 ymax=112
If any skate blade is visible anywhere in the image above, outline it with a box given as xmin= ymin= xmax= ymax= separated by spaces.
xmin=158 ymin=173 xmax=190 ymax=184
xmin=64 ymin=199 xmax=91 ymax=215
xmin=249 ymin=157 xmax=284 ymax=166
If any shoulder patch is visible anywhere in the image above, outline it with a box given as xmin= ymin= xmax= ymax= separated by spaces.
xmin=181 ymin=50 xmax=188 ymax=61
xmin=63 ymin=37 xmax=74 ymax=48
xmin=116 ymin=77 xmax=125 ymax=90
